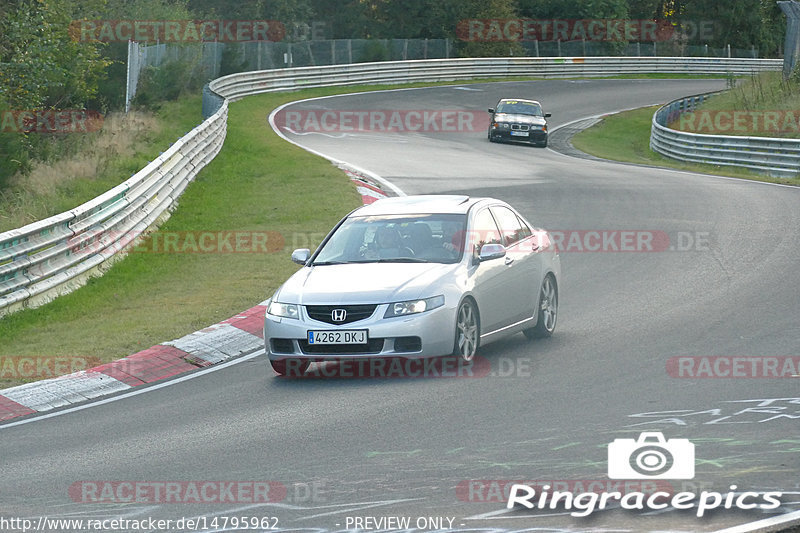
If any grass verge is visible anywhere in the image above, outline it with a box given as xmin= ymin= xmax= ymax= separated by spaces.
xmin=0 ymin=99 xmax=204 ymax=232
xmin=668 ymin=72 xmax=800 ymax=138
xmin=570 ymin=105 xmax=800 ymax=186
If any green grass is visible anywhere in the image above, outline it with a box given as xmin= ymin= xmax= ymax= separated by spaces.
xmin=668 ymin=72 xmax=800 ymax=138
xmin=571 ymin=105 xmax=800 ymax=186
xmin=0 ymin=99 xmax=204 ymax=232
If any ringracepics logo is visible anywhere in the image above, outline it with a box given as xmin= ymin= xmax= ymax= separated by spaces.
xmin=506 ymin=433 xmax=782 ymax=517
xmin=608 ymin=432 xmax=694 ymax=479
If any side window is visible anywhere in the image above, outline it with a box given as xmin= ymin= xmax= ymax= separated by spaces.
xmin=491 ymin=206 xmax=531 ymax=247
xmin=470 ymin=209 xmax=503 ymax=255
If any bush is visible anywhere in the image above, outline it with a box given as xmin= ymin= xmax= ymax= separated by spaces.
xmin=131 ymin=59 xmax=206 ymax=111
xmin=358 ymin=40 xmax=389 ymax=63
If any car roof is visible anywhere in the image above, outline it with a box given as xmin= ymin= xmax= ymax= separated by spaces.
xmin=352 ymin=195 xmax=491 ymax=216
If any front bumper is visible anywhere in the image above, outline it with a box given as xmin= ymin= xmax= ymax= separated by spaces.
xmin=264 ymin=303 xmax=456 ymax=361
xmin=490 ymin=126 xmax=547 ymax=143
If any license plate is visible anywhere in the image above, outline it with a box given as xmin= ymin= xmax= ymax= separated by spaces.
xmin=510 ymin=131 xmax=529 ymax=136
xmin=308 ymin=330 xmax=368 ymax=344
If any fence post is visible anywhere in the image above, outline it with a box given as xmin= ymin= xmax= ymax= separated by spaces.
xmin=534 ymin=39 xmax=539 ymax=57
xmin=125 ymin=40 xmax=134 ymax=113
xmin=778 ymin=1 xmax=800 ymax=78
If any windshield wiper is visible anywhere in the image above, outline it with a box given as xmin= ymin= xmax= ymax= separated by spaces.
xmin=374 ymin=257 xmax=430 ymax=263
xmin=311 ymin=260 xmax=351 ymax=266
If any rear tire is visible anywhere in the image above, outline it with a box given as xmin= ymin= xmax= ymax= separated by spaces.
xmin=524 ymin=275 xmax=557 ymax=339
xmin=270 ymin=358 xmax=310 ymax=376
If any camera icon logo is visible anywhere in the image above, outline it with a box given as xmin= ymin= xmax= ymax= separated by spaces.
xmin=608 ymin=432 xmax=695 ymax=479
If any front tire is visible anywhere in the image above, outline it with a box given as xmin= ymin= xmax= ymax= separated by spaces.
xmin=524 ymin=275 xmax=557 ymax=339
xmin=270 ymin=358 xmax=310 ymax=376
xmin=453 ymin=299 xmax=480 ymax=361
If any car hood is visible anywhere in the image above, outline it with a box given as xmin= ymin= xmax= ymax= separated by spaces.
xmin=275 ymin=262 xmax=459 ymax=305
xmin=495 ymin=113 xmax=546 ymax=126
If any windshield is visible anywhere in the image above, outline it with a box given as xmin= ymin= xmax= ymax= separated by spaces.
xmin=313 ymin=214 xmax=466 ymax=265
xmin=495 ymin=100 xmax=543 ymax=116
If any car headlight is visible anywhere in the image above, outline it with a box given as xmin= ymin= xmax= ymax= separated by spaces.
xmin=267 ymin=301 xmax=300 ymax=319
xmin=384 ymin=295 xmax=445 ymax=318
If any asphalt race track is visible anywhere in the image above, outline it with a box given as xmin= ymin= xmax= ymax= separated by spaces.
xmin=2 ymin=79 xmax=799 ymax=532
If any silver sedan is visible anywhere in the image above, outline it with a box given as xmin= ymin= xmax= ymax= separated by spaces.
xmin=263 ymin=195 xmax=560 ymax=376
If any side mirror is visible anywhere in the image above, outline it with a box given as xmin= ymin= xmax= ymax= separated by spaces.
xmin=487 ymin=108 xmax=495 ymax=113
xmin=291 ymin=248 xmax=311 ymax=265
xmin=478 ymin=243 xmax=506 ymax=262
xmin=545 ymin=113 xmax=552 ymax=118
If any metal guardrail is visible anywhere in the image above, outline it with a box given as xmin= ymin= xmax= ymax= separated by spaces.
xmin=206 ymin=57 xmax=781 ymax=113
xmin=0 ymin=103 xmax=228 ymax=315
xmin=650 ymin=93 xmax=800 ymax=177
xmin=0 ymin=57 xmax=783 ymax=316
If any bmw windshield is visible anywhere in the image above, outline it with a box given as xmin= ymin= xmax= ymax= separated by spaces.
xmin=495 ymin=101 xmax=544 ymax=116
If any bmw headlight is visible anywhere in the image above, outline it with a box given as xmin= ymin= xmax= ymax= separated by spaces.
xmin=384 ymin=295 xmax=445 ymax=318
xmin=267 ymin=301 xmax=300 ymax=319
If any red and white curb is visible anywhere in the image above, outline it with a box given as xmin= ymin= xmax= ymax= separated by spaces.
xmin=0 ymin=302 xmax=268 ymax=422
xmin=0 ymin=176 xmax=389 ymax=424
xmin=348 ymin=171 xmax=389 ymax=204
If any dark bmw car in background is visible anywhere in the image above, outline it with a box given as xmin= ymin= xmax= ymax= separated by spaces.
xmin=487 ymin=98 xmax=551 ymax=147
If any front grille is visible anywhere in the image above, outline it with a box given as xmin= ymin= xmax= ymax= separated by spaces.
xmin=299 ymin=338 xmax=385 ymax=354
xmin=305 ymin=304 xmax=378 ymax=325
xmin=511 ymin=124 xmax=530 ymax=131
